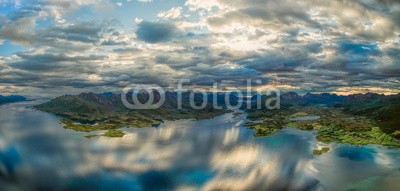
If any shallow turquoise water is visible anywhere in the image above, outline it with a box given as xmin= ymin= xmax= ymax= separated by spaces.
xmin=0 ymin=101 xmax=399 ymax=190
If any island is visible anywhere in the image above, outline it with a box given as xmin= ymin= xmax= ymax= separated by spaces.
xmin=244 ymin=92 xmax=400 ymax=154
xmin=313 ymin=147 xmax=330 ymax=155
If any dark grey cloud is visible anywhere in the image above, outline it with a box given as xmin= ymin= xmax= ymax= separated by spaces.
xmin=44 ymin=22 xmax=105 ymax=43
xmin=135 ymin=21 xmax=178 ymax=43
xmin=207 ymin=0 xmax=321 ymax=30
xmin=10 ymin=53 xmax=107 ymax=71
xmin=239 ymin=51 xmax=314 ymax=73
xmin=0 ymin=19 xmax=117 ymax=51
xmin=304 ymin=42 xmax=323 ymax=54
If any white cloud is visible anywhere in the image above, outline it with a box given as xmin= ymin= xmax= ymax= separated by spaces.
xmin=184 ymin=0 xmax=220 ymax=11
xmin=157 ymin=7 xmax=182 ymax=19
xmin=137 ymin=0 xmax=152 ymax=3
xmin=134 ymin=17 xmax=143 ymax=23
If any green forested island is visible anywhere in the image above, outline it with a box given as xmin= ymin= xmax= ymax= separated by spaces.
xmin=313 ymin=147 xmax=330 ymax=155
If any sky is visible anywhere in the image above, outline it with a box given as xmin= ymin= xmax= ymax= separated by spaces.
xmin=0 ymin=0 xmax=399 ymax=97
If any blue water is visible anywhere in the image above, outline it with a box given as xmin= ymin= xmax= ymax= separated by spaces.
xmin=0 ymin=102 xmax=400 ymax=190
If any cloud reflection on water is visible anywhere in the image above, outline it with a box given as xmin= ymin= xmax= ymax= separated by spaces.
xmin=1 ymin=102 xmax=400 ymax=190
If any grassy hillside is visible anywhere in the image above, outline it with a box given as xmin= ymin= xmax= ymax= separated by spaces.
xmin=336 ymin=93 xmax=400 ymax=136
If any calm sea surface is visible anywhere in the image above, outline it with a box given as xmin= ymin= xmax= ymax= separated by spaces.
xmin=1 ymin=101 xmax=400 ymax=191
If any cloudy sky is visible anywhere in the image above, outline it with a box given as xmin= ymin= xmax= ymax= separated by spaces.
xmin=0 ymin=0 xmax=399 ymax=97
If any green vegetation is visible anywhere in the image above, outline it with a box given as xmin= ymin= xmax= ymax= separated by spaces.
xmin=35 ymin=92 xmax=228 ymax=137
xmin=245 ymin=106 xmax=325 ymax=135
xmin=245 ymin=105 xmax=400 ymax=147
xmin=244 ymin=122 xmax=280 ymax=136
xmin=335 ymin=93 xmax=400 ymax=135
xmin=57 ymin=108 xmax=226 ymax=134
xmin=291 ymin=112 xmax=308 ymax=117
xmin=60 ymin=114 xmax=160 ymax=132
xmin=245 ymin=109 xmax=290 ymax=136
xmin=101 ymin=129 xmax=125 ymax=137
xmin=84 ymin=134 xmax=98 ymax=139
xmin=316 ymin=127 xmax=400 ymax=147
xmin=83 ymin=129 xmax=126 ymax=138
xmin=313 ymin=147 xmax=330 ymax=155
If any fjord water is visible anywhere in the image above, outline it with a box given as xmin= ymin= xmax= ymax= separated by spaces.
xmin=1 ymin=102 xmax=400 ymax=191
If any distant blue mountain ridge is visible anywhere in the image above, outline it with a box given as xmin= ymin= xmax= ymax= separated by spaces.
xmin=0 ymin=95 xmax=26 ymax=105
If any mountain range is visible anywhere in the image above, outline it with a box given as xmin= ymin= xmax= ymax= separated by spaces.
xmin=34 ymin=91 xmax=229 ymax=123
xmin=0 ymin=95 xmax=26 ymax=105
